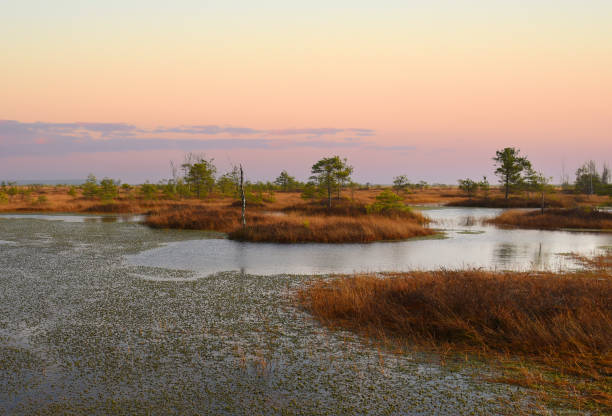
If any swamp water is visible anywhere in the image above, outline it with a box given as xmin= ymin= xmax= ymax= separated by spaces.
xmin=0 ymin=209 xmax=610 ymax=415
xmin=127 ymin=208 xmax=610 ymax=276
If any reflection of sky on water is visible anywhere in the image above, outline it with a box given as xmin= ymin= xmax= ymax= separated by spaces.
xmin=0 ymin=214 xmax=145 ymax=223
xmin=126 ymin=208 xmax=612 ymax=275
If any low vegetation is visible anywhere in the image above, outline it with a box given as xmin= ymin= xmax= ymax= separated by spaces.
xmin=146 ymin=201 xmax=434 ymax=243
xmin=2 ymin=150 xmax=610 ymax=242
xmin=487 ymin=207 xmax=612 ymax=231
xmin=446 ymin=195 xmax=568 ymax=208
xmin=229 ymin=213 xmax=434 ymax=243
xmin=298 ymin=253 xmax=612 ymax=412
xmin=145 ymin=205 xmax=245 ymax=232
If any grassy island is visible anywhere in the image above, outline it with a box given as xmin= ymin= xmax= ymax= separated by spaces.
xmin=487 ymin=207 xmax=612 ymax=231
xmin=146 ymin=201 xmax=435 ymax=244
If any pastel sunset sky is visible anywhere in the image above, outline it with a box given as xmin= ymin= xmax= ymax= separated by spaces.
xmin=1 ymin=1 xmax=610 ymax=183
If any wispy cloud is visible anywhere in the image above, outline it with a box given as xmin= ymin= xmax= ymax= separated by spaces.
xmin=0 ymin=120 xmax=375 ymax=157
xmin=152 ymin=125 xmax=375 ymax=137
xmin=152 ymin=125 xmax=261 ymax=135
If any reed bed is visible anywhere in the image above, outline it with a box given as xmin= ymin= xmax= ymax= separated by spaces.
xmin=298 ymin=257 xmax=612 ymax=411
xmin=487 ymin=207 xmax=612 ymax=230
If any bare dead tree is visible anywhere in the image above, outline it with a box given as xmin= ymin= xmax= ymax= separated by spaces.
xmin=240 ymin=164 xmax=246 ymax=228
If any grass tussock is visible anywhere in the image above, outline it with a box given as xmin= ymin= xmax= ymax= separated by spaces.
xmin=229 ymin=214 xmax=434 ymax=243
xmin=487 ymin=207 xmax=612 ymax=231
xmin=298 ymin=257 xmax=612 ymax=411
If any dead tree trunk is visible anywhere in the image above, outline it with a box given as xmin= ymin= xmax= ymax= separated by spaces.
xmin=240 ymin=164 xmax=246 ymax=228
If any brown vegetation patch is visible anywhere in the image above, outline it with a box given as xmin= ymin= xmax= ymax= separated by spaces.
xmin=229 ymin=214 xmax=434 ymax=243
xmin=144 ymin=199 xmax=433 ymax=243
xmin=487 ymin=208 xmax=612 ymax=231
xmin=282 ymin=201 xmax=369 ymax=216
xmin=230 ymin=199 xmax=265 ymax=208
xmin=82 ymin=202 xmax=140 ymax=213
xmin=145 ymin=206 xmax=246 ymax=232
xmin=298 ymin=259 xmax=612 ymax=411
xmin=283 ymin=201 xmax=430 ymax=223
xmin=447 ymin=196 xmax=567 ymax=208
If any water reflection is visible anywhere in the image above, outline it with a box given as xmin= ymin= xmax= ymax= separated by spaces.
xmin=493 ymin=243 xmax=517 ymax=268
xmin=2 ymin=209 xmax=609 ymax=275
xmin=126 ymin=208 xmax=611 ymax=276
xmin=0 ymin=213 xmax=144 ymax=223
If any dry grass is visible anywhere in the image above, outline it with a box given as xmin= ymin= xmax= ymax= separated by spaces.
xmin=298 ymin=255 xmax=612 ymax=411
xmin=0 ymin=186 xmax=237 ymax=214
xmin=447 ymin=196 xmax=567 ymax=208
xmin=446 ymin=190 xmax=610 ymax=209
xmin=0 ymin=186 xmax=436 ymax=243
xmin=229 ymin=214 xmax=435 ymax=243
xmin=145 ymin=206 xmax=244 ymax=232
xmin=0 ymin=185 xmax=462 ymax=214
xmin=0 ymin=185 xmax=607 ymax=214
xmin=282 ymin=200 xmax=429 ymax=222
xmin=146 ymin=204 xmax=435 ymax=243
xmin=487 ymin=208 xmax=612 ymax=231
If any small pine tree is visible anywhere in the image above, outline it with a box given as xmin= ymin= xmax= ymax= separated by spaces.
xmin=82 ymin=174 xmax=99 ymax=199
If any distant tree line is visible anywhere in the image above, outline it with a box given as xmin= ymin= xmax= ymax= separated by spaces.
xmin=2 ymin=149 xmax=608 ymax=207
xmin=572 ymin=161 xmax=611 ymax=195
xmin=41 ymin=153 xmax=358 ymax=206
xmin=456 ymin=147 xmax=611 ymax=200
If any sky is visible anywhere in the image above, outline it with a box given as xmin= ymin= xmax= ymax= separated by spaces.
xmin=1 ymin=1 xmax=611 ymax=184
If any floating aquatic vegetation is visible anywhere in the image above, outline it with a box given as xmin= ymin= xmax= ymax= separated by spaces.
xmin=0 ymin=216 xmax=553 ymax=414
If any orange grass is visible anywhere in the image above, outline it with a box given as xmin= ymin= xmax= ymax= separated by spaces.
xmin=0 ymin=186 xmax=463 ymax=213
xmin=229 ymin=214 xmax=435 ymax=243
xmin=145 ymin=206 xmax=273 ymax=233
xmin=0 ymin=186 xmax=236 ymax=214
xmin=146 ymin=205 xmax=435 ymax=243
xmin=1 ymin=185 xmax=607 ymax=213
xmin=2 ymin=187 xmax=435 ymax=243
xmin=298 ymin=259 xmax=612 ymax=411
xmin=487 ymin=208 xmax=612 ymax=231
xmin=282 ymin=200 xmax=429 ymax=222
xmin=446 ymin=190 xmax=609 ymax=209
xmin=448 ymin=195 xmax=568 ymax=208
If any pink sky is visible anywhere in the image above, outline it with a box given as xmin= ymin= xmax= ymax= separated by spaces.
xmin=1 ymin=2 xmax=610 ymax=183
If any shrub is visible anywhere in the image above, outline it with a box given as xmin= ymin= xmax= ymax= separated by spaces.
xmin=141 ymin=182 xmax=157 ymax=200
xmin=99 ymin=178 xmax=119 ymax=201
xmin=245 ymin=191 xmax=263 ymax=205
xmin=301 ymin=183 xmax=318 ymax=200
xmin=82 ymin=174 xmax=99 ymax=199
xmin=367 ymin=190 xmax=409 ymax=214
xmin=458 ymin=178 xmax=478 ymax=198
